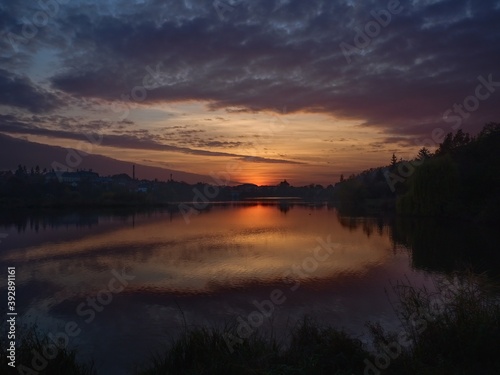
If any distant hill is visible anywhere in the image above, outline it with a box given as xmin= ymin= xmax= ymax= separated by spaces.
xmin=0 ymin=134 xmax=213 ymax=184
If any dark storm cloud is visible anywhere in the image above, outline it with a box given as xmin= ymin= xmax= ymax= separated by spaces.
xmin=0 ymin=69 xmax=62 ymax=112
xmin=1 ymin=0 xmax=499 ymax=136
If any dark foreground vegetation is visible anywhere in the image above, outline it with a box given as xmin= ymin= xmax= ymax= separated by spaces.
xmin=0 ymin=328 xmax=96 ymax=375
xmin=334 ymin=122 xmax=500 ymax=222
xmin=2 ymin=273 xmax=499 ymax=375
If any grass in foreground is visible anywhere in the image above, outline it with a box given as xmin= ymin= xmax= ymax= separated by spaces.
xmin=137 ymin=318 xmax=368 ymax=375
xmin=138 ymin=273 xmax=500 ymax=375
xmin=0 ymin=325 xmax=96 ymax=375
xmin=368 ymin=273 xmax=500 ymax=375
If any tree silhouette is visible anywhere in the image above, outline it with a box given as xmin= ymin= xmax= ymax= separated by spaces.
xmin=390 ymin=153 xmax=398 ymax=168
xmin=436 ymin=129 xmax=472 ymax=155
xmin=417 ymin=147 xmax=431 ymax=160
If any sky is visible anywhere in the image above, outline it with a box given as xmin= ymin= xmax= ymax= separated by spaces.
xmin=1 ymin=0 xmax=499 ymax=186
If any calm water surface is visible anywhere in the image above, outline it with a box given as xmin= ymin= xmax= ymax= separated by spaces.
xmin=0 ymin=203 xmax=498 ymax=374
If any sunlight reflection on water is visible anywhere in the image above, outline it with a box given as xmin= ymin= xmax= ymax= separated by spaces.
xmin=0 ymin=204 xmax=440 ymax=374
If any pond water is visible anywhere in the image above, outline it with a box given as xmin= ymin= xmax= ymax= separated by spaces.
xmin=0 ymin=203 xmax=498 ymax=374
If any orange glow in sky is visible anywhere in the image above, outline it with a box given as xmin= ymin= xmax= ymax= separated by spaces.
xmin=9 ymin=101 xmax=424 ymax=186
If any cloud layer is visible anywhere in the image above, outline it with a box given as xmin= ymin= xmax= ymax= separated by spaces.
xmin=1 ymin=0 xmax=499 ymax=182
